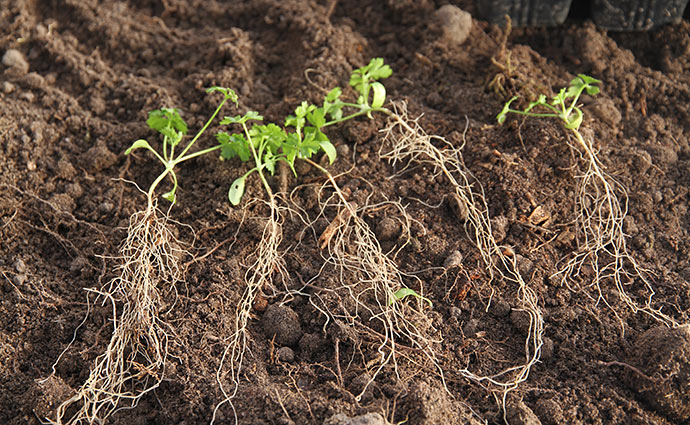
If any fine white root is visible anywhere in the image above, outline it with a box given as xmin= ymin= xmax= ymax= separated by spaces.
xmin=379 ymin=102 xmax=544 ymax=397
xmin=553 ymin=131 xmax=677 ymax=329
xmin=213 ymin=196 xmax=288 ymax=425
xmin=50 ymin=206 xmax=184 ymax=425
xmin=312 ymin=172 xmax=445 ymax=400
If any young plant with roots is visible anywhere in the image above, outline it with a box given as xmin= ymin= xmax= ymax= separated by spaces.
xmin=497 ymin=75 xmax=676 ymax=328
xmin=47 ymin=88 xmax=237 ymax=424
xmin=378 ymin=102 xmax=544 ymax=405
xmin=211 ymin=59 xmax=443 ymax=418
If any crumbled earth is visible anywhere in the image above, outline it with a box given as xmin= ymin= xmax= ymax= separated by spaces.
xmin=1 ymin=1 xmax=690 ymax=424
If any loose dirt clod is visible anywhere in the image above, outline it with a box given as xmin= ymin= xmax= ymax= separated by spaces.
xmin=629 ymin=324 xmax=690 ymax=422
xmin=262 ymin=303 xmax=303 ymax=346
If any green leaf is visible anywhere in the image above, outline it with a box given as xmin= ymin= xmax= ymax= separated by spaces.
xmin=160 ymin=127 xmax=184 ymax=147
xmin=206 ymin=86 xmax=239 ymax=105
xmin=552 ymin=88 xmax=567 ymax=106
xmin=125 ymin=139 xmax=154 ymax=155
xmin=325 ymin=87 xmax=342 ymax=102
xmin=307 ymin=107 xmax=326 ymax=128
xmin=147 ymin=108 xmax=188 ymax=135
xmin=264 ymin=150 xmax=276 ymax=175
xmin=217 ymin=132 xmax=251 ymax=161
xmin=390 ymin=288 xmax=433 ymax=307
xmin=228 ymin=176 xmax=246 ymax=206
xmin=283 ymin=133 xmax=300 ymax=166
xmin=319 ymin=140 xmax=337 ymax=164
xmin=370 ymin=82 xmax=386 ymax=109
xmin=162 ymin=188 xmax=176 ymax=204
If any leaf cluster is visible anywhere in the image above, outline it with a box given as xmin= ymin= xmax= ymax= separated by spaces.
xmin=125 ymin=87 xmax=237 ymax=204
xmin=497 ymin=74 xmax=601 ymax=130
xmin=217 ymin=58 xmax=393 ymax=205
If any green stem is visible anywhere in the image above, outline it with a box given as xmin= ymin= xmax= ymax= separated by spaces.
xmin=176 ymin=144 xmax=222 ymax=163
xmin=147 ymin=167 xmax=173 ymax=206
xmin=163 ymin=133 xmax=169 ymax=161
xmin=243 ymin=123 xmax=274 ymax=199
xmin=177 ymin=95 xmax=231 ymax=160
xmin=322 ymin=106 xmax=387 ymax=128
xmin=509 ymin=109 xmax=559 ymax=119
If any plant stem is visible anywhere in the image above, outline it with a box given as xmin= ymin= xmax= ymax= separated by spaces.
xmin=177 ymin=96 xmax=232 ymax=160
xmin=322 ymin=106 xmax=387 ymax=128
xmin=147 ymin=167 xmax=173 ymax=208
xmin=243 ymin=123 xmax=274 ymax=199
xmin=177 ymin=144 xmax=222 ymax=162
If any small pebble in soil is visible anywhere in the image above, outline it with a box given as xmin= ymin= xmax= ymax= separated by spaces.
xmin=449 ymin=193 xmax=469 ymax=222
xmin=262 ymin=303 xmax=303 ymax=346
xmin=375 ymin=217 xmax=400 ymax=241
xmin=98 ymin=201 xmax=114 ymax=213
xmin=2 ymin=81 xmax=15 ymax=93
xmin=69 ymin=256 xmax=89 ymax=274
xmin=540 ymin=336 xmax=554 ymax=360
xmin=323 ymin=413 xmax=385 ymax=425
xmin=2 ymin=49 xmax=29 ymax=75
xmin=535 ymin=398 xmax=566 ymax=425
xmin=348 ymin=373 xmax=376 ymax=404
xmin=14 ymin=258 xmax=26 ymax=273
xmin=462 ymin=318 xmax=480 ymax=337
xmin=491 ymin=299 xmax=511 ymax=317
xmin=431 ymin=5 xmax=473 ymax=46
xmin=506 ymin=400 xmax=542 ymax=425
xmin=298 ymin=333 xmax=322 ymax=361
xmin=22 ymin=72 xmax=45 ymax=89
xmin=491 ymin=216 xmax=509 ymax=243
xmin=276 ymin=346 xmax=294 ymax=363
xmin=510 ymin=309 xmax=532 ymax=335
xmin=443 ymin=250 xmax=464 ymax=268
xmin=80 ymin=142 xmax=117 ymax=173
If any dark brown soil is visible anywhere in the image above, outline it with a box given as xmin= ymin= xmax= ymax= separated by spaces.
xmin=2 ymin=1 xmax=690 ymax=424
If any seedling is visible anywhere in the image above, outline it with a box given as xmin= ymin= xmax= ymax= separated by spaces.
xmin=391 ymin=287 xmax=433 ymax=307
xmin=217 ymin=58 xmax=392 ymax=205
xmin=497 ymin=74 xmax=600 ymax=134
xmin=497 ymin=75 xmax=675 ymax=329
xmin=51 ymin=88 xmax=238 ymax=425
xmin=126 ymin=87 xmax=237 ymax=206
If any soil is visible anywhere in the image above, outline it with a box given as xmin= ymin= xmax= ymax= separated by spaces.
xmin=2 ymin=1 xmax=690 ymax=424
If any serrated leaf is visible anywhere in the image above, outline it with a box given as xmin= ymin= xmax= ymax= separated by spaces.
xmin=217 ymin=132 xmax=251 ymax=161
xmin=125 ymin=139 xmax=154 ymax=155
xmin=307 ymin=107 xmax=326 ymax=128
xmin=325 ymin=87 xmax=342 ymax=102
xmin=319 ymin=140 xmax=337 ymax=164
xmin=147 ymin=108 xmax=188 ymax=135
xmin=228 ymin=176 xmax=246 ymax=206
xmin=206 ymin=86 xmax=238 ymax=105
xmin=160 ymin=127 xmax=184 ymax=146
xmin=264 ymin=150 xmax=276 ymax=175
